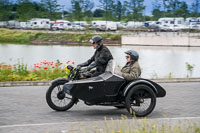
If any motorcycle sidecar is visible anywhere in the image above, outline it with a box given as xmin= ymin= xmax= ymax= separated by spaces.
xmin=62 ymin=71 xmax=166 ymax=117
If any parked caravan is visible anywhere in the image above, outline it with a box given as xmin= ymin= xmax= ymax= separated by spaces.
xmin=91 ymin=21 xmax=113 ymax=27
xmin=28 ymin=18 xmax=51 ymax=30
xmin=20 ymin=22 xmax=29 ymax=29
xmin=7 ymin=20 xmax=20 ymax=29
xmin=158 ymin=18 xmax=186 ymax=31
xmin=73 ymin=21 xmax=88 ymax=26
xmin=106 ymin=22 xmax=117 ymax=31
xmin=126 ymin=21 xmax=144 ymax=28
xmin=0 ymin=21 xmax=7 ymax=28
xmin=186 ymin=17 xmax=200 ymax=25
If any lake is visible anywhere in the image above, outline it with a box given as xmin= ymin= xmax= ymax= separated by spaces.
xmin=0 ymin=44 xmax=200 ymax=78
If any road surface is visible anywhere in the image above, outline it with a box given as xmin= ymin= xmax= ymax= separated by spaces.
xmin=0 ymin=82 xmax=200 ymax=133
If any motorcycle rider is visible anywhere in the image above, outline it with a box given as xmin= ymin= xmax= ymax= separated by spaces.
xmin=77 ymin=35 xmax=113 ymax=77
xmin=115 ymin=50 xmax=141 ymax=80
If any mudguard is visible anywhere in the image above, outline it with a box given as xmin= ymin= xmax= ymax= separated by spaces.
xmin=123 ymin=78 xmax=166 ymax=97
xmin=51 ymin=78 xmax=69 ymax=86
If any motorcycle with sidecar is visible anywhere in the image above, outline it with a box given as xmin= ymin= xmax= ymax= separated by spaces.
xmin=46 ymin=60 xmax=166 ymax=117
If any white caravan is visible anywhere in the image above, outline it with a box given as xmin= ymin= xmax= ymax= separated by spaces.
xmin=0 ymin=21 xmax=7 ymax=28
xmin=73 ymin=21 xmax=88 ymax=26
xmin=158 ymin=17 xmax=187 ymax=31
xmin=7 ymin=20 xmax=20 ymax=29
xmin=28 ymin=18 xmax=51 ymax=30
xmin=106 ymin=22 xmax=117 ymax=31
xmin=20 ymin=22 xmax=29 ymax=29
xmin=126 ymin=21 xmax=144 ymax=28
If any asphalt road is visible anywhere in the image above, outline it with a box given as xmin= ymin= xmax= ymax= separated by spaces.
xmin=0 ymin=82 xmax=200 ymax=133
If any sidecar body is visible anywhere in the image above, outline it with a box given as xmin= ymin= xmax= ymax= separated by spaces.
xmin=63 ymin=72 xmax=166 ymax=104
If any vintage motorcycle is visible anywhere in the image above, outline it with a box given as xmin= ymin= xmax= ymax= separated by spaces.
xmin=46 ymin=60 xmax=166 ymax=117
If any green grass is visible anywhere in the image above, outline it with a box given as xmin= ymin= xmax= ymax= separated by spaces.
xmin=0 ymin=28 xmax=38 ymax=44
xmin=0 ymin=28 xmax=121 ymax=44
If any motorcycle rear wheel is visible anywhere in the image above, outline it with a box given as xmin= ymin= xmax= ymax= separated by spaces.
xmin=46 ymin=81 xmax=76 ymax=111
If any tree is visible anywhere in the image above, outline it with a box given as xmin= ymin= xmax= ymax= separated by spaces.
xmin=152 ymin=0 xmax=163 ymax=20
xmin=0 ymin=0 xmax=11 ymax=21
xmin=128 ymin=0 xmax=145 ymax=21
xmin=191 ymin=0 xmax=200 ymax=17
xmin=70 ymin=0 xmax=94 ymax=21
xmin=82 ymin=0 xmax=94 ymax=21
xmin=16 ymin=0 xmax=38 ymax=21
xmin=114 ymin=1 xmax=123 ymax=21
xmin=99 ymin=0 xmax=115 ymax=21
xmin=173 ymin=1 xmax=189 ymax=18
xmin=41 ymin=0 xmax=61 ymax=20
xmin=93 ymin=9 xmax=104 ymax=17
xmin=72 ymin=0 xmax=83 ymax=20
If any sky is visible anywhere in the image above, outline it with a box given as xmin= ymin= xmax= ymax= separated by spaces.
xmin=32 ymin=0 xmax=194 ymax=16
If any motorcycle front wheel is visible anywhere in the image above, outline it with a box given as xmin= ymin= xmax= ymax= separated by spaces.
xmin=46 ymin=81 xmax=76 ymax=111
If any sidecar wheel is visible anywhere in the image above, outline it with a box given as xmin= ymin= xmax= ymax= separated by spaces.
xmin=46 ymin=82 xmax=76 ymax=111
xmin=125 ymin=84 xmax=156 ymax=117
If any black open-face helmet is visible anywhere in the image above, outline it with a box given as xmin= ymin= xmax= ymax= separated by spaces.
xmin=89 ymin=35 xmax=102 ymax=45
xmin=125 ymin=50 xmax=139 ymax=61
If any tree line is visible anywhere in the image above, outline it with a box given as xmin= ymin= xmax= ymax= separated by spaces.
xmin=0 ymin=0 xmax=200 ymax=22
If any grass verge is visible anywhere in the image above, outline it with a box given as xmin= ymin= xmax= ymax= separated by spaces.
xmin=0 ymin=28 xmax=121 ymax=45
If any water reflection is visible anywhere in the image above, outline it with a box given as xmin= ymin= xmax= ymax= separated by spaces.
xmin=0 ymin=44 xmax=200 ymax=78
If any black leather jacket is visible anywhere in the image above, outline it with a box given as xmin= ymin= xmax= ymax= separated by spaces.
xmin=80 ymin=44 xmax=113 ymax=76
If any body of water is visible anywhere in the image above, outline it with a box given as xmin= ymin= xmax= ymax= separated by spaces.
xmin=0 ymin=44 xmax=200 ymax=78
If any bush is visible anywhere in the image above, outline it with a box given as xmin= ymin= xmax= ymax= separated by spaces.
xmin=0 ymin=60 xmax=75 ymax=81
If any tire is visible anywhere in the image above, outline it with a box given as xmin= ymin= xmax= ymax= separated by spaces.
xmin=46 ymin=81 xmax=76 ymax=111
xmin=125 ymin=84 xmax=156 ymax=117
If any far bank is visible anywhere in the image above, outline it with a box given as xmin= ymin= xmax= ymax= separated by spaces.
xmin=0 ymin=29 xmax=121 ymax=46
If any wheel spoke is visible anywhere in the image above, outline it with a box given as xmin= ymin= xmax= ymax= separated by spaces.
xmin=57 ymin=85 xmax=62 ymax=92
xmin=50 ymin=84 xmax=74 ymax=108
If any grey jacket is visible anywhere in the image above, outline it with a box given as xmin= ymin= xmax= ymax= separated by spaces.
xmin=121 ymin=61 xmax=141 ymax=81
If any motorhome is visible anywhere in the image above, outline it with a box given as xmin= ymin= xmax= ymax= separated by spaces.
xmin=158 ymin=17 xmax=186 ymax=31
xmin=158 ymin=18 xmax=184 ymax=25
xmin=91 ymin=21 xmax=113 ymax=27
xmin=28 ymin=18 xmax=51 ymax=30
xmin=126 ymin=21 xmax=144 ymax=28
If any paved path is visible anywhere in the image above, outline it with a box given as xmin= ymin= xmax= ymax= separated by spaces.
xmin=0 ymin=82 xmax=200 ymax=133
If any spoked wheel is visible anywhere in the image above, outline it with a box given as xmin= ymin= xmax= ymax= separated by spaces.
xmin=46 ymin=82 xmax=76 ymax=111
xmin=125 ymin=84 xmax=156 ymax=117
